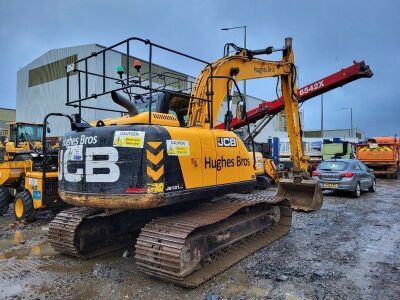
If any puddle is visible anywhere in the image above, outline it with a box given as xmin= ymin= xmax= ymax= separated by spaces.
xmin=0 ymin=283 xmax=23 ymax=297
xmin=0 ymin=228 xmax=58 ymax=259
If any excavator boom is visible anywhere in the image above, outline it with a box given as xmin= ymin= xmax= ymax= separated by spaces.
xmin=213 ymin=60 xmax=372 ymax=211
xmin=215 ymin=61 xmax=373 ymax=130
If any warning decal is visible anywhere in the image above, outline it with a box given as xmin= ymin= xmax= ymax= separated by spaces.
xmin=66 ymin=145 xmax=83 ymax=161
xmin=166 ymin=140 xmax=190 ymax=156
xmin=113 ymin=131 xmax=145 ymax=148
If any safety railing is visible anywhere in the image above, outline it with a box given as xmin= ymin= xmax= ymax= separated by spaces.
xmin=66 ymin=37 xmax=213 ymax=125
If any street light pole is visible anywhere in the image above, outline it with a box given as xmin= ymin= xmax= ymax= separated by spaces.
xmin=321 ymin=94 xmax=324 ymax=138
xmin=350 ymin=107 xmax=353 ymax=138
xmin=341 ymin=107 xmax=353 ymax=138
xmin=221 ymin=25 xmax=247 ymax=100
xmin=243 ymin=26 xmax=247 ymax=100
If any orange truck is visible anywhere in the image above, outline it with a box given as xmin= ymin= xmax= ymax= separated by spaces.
xmin=356 ymin=136 xmax=400 ymax=179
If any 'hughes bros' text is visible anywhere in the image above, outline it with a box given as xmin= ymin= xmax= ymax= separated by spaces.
xmin=204 ymin=156 xmax=250 ymax=171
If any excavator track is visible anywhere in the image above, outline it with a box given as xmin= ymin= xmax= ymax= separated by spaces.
xmin=48 ymin=207 xmax=100 ymax=257
xmin=135 ymin=194 xmax=292 ymax=288
xmin=48 ymin=206 xmax=157 ymax=258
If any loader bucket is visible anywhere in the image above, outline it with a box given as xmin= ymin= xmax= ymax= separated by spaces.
xmin=277 ymin=179 xmax=323 ymax=212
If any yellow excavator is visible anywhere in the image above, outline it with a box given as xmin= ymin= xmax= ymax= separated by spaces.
xmin=49 ymin=37 xmax=321 ymax=287
xmin=0 ymin=122 xmax=60 ymax=220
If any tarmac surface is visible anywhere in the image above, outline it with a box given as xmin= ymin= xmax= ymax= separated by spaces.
xmin=0 ymin=178 xmax=399 ymax=299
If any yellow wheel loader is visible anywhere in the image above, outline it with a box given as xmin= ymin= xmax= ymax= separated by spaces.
xmin=0 ymin=122 xmax=61 ymax=221
xmin=49 ymin=36 xmax=321 ymax=287
xmin=248 ymin=142 xmax=280 ymax=190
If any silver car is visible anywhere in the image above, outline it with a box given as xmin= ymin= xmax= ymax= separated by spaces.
xmin=312 ymin=159 xmax=376 ymax=198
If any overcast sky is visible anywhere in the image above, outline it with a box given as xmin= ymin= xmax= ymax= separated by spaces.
xmin=0 ymin=0 xmax=399 ymax=136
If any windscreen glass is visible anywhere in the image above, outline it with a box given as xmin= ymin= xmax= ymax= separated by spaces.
xmin=318 ymin=161 xmax=349 ymax=171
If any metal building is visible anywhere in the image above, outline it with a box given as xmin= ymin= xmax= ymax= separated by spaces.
xmin=0 ymin=108 xmax=16 ymax=139
xmin=17 ymin=44 xmax=192 ymax=136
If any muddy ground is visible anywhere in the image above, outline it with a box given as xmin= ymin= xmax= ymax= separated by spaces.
xmin=0 ymin=178 xmax=399 ymax=300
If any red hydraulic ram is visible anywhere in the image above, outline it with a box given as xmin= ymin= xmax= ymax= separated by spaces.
xmin=215 ymin=61 xmax=373 ymax=130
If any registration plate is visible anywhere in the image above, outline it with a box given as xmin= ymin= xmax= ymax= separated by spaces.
xmin=324 ymin=183 xmax=338 ymax=188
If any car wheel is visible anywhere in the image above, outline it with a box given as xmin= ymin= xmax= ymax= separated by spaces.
xmin=368 ymin=179 xmax=376 ymax=192
xmin=352 ymin=182 xmax=361 ymax=198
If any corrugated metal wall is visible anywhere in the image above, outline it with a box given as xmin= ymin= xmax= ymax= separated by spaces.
xmin=0 ymin=108 xmax=16 ymax=122
xmin=0 ymin=108 xmax=16 ymax=138
xmin=17 ymin=44 xmax=194 ymax=137
xmin=17 ymin=45 xmax=100 ymax=136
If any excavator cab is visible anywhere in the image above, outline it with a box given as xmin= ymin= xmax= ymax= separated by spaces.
xmin=116 ymin=92 xmax=190 ymax=127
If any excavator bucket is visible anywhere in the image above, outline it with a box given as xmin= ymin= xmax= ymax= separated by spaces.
xmin=277 ymin=179 xmax=323 ymax=212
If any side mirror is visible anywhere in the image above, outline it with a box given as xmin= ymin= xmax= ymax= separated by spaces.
xmin=236 ymin=100 xmax=245 ymax=121
xmin=47 ymin=127 xmax=51 ymax=134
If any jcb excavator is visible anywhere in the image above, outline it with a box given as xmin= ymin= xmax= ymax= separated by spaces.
xmin=49 ymin=37 xmax=320 ymax=287
xmin=0 ymin=122 xmax=60 ymax=220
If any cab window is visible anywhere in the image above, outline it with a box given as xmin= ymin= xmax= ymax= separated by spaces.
xmin=9 ymin=124 xmax=43 ymax=143
xmin=168 ymin=95 xmax=190 ymax=127
xmin=318 ymin=161 xmax=348 ymax=171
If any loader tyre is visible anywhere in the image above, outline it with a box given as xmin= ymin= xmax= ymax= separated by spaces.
xmin=0 ymin=186 xmax=12 ymax=216
xmin=352 ymin=182 xmax=361 ymax=198
xmin=14 ymin=189 xmax=34 ymax=222
xmin=368 ymin=179 xmax=376 ymax=192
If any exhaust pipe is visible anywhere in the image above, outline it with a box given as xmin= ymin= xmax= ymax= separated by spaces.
xmin=111 ymin=91 xmax=138 ymax=116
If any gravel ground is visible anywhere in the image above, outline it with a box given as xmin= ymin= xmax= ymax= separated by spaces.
xmin=0 ymin=178 xmax=399 ymax=299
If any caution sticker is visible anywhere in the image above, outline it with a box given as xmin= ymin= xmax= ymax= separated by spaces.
xmin=166 ymin=140 xmax=190 ymax=156
xmin=113 ymin=131 xmax=145 ymax=148
xmin=29 ymin=178 xmax=38 ymax=187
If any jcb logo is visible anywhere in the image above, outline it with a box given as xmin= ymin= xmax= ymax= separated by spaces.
xmin=217 ymin=137 xmax=237 ymax=147
xmin=59 ymin=147 xmax=120 ymax=183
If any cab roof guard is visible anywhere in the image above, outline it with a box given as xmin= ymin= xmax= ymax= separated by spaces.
xmin=66 ymin=37 xmax=213 ymax=125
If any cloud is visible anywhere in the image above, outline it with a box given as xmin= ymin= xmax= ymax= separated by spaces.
xmin=0 ymin=0 xmax=399 ymax=136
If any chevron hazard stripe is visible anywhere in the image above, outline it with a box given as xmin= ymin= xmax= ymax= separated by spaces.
xmin=146 ymin=141 xmax=165 ymax=192
xmin=359 ymin=145 xmax=392 ymax=152
xmin=146 ymin=150 xmax=163 ymax=165
xmin=147 ymin=165 xmax=164 ymax=181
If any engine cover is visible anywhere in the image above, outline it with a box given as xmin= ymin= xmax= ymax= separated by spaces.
xmin=58 ymin=124 xmax=256 ymax=209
